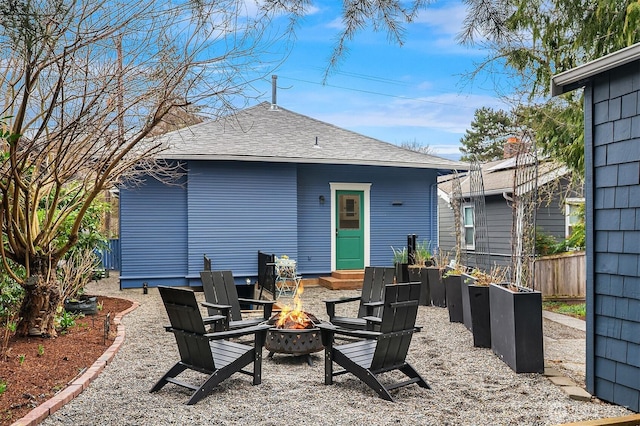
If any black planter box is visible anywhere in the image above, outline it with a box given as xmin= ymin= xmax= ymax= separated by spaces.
xmin=395 ymin=262 xmax=409 ymax=283
xmin=444 ymin=274 xmax=463 ymax=323
xmin=408 ymin=267 xmax=430 ymax=305
xmin=468 ymin=284 xmax=491 ymax=348
xmin=460 ymin=274 xmax=475 ymax=331
xmin=489 ymin=283 xmax=544 ymax=373
xmin=427 ymin=267 xmax=446 ymax=307
xmin=408 ymin=266 xmax=421 ymax=282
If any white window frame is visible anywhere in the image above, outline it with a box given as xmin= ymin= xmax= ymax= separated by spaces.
xmin=462 ymin=204 xmax=475 ymax=250
xmin=565 ymin=198 xmax=585 ymax=238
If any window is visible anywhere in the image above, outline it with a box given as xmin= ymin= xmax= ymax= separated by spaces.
xmin=565 ymin=198 xmax=585 ymax=238
xmin=338 ymin=194 xmax=360 ymax=229
xmin=463 ymin=205 xmax=475 ymax=250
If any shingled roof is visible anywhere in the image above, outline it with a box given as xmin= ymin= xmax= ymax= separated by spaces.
xmin=438 ymin=157 xmax=570 ymax=198
xmin=155 ymin=102 xmax=466 ymax=171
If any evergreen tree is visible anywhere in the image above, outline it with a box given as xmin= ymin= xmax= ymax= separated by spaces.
xmin=458 ymin=0 xmax=640 ymax=175
xmin=459 ymin=107 xmax=514 ymax=162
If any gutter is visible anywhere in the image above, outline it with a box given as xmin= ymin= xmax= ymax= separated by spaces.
xmin=551 ymin=43 xmax=640 ymax=96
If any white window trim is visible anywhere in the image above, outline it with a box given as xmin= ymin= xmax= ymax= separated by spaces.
xmin=565 ymin=197 xmax=585 ymax=238
xmin=329 ymin=182 xmax=371 ymax=271
xmin=463 ymin=204 xmax=475 ymax=251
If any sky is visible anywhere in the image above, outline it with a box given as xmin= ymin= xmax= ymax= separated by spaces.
xmin=242 ymin=1 xmax=516 ymax=161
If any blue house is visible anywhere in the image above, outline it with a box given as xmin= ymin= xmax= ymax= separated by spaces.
xmin=552 ymin=43 xmax=640 ymax=412
xmin=118 ymin=101 xmax=465 ymax=290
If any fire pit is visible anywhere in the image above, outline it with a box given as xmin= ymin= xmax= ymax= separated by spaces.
xmin=266 ymin=312 xmax=323 ymax=354
xmin=264 ymin=285 xmax=324 ymax=365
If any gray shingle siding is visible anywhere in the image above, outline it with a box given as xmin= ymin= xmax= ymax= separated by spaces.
xmin=586 ymin=58 xmax=640 ymax=412
xmin=438 ymin=196 xmax=456 ymax=255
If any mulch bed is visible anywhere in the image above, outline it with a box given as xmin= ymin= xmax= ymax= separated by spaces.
xmin=0 ymin=296 xmax=133 ymax=426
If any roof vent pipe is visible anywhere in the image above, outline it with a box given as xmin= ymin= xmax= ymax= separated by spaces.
xmin=271 ymin=75 xmax=278 ymax=110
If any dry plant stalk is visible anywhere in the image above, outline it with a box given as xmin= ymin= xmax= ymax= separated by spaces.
xmin=431 ymin=250 xmax=452 ymax=279
xmin=59 ymin=250 xmax=101 ymax=302
xmin=470 ymin=265 xmax=509 ymax=286
xmin=1 ymin=317 xmax=17 ymax=361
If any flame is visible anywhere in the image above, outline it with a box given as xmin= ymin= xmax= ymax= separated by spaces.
xmin=275 ymin=283 xmax=312 ymax=329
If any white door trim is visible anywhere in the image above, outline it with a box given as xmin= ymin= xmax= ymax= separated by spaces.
xmin=330 ymin=182 xmax=371 ymax=271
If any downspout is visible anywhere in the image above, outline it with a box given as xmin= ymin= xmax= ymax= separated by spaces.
xmin=431 ymin=183 xmax=439 ymax=253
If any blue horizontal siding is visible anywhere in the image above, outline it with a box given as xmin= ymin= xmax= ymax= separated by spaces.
xmin=119 ymin=161 xmax=440 ymax=286
xmin=119 ymin=173 xmax=188 ymax=288
xmin=297 ymin=164 xmax=438 ymax=270
xmin=297 ymin=165 xmax=332 ymax=274
xmin=187 ymin=161 xmax=298 ymax=279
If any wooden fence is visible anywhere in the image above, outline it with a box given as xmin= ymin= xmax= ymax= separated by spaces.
xmin=534 ymin=251 xmax=585 ymax=300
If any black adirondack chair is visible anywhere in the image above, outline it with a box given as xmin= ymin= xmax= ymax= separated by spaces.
xmin=319 ymin=282 xmax=430 ymax=402
xmin=200 ymin=270 xmax=275 ymax=331
xmin=257 ymin=251 xmax=276 ymax=299
xmin=324 ymin=266 xmax=395 ymax=330
xmin=150 ymin=286 xmax=269 ymax=405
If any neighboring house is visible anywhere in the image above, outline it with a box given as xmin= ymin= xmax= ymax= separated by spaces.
xmin=437 ymin=155 xmax=582 ymax=269
xmin=118 ymin=101 xmax=465 ymax=290
xmin=552 ymin=43 xmax=640 ymax=413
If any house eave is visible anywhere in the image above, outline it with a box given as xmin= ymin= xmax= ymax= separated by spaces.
xmin=551 ymin=43 xmax=640 ymax=96
xmin=160 ymin=153 xmax=469 ymax=171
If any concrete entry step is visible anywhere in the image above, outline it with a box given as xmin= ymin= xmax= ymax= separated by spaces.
xmin=318 ymin=270 xmax=364 ymax=290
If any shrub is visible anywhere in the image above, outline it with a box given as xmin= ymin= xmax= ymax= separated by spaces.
xmin=535 ymin=229 xmax=561 ymax=256
xmin=1 ymin=271 xmax=24 ymax=360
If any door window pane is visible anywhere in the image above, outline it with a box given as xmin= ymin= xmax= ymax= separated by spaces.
xmin=339 ymin=194 xmax=360 ymax=229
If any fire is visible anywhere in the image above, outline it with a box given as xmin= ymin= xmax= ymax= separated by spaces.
xmin=274 ymin=283 xmax=312 ymax=329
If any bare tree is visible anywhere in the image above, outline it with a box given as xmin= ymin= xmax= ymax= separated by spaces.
xmin=399 ymin=139 xmax=435 ymax=155
xmin=0 ymin=0 xmax=284 ymax=336
xmin=1 ymin=0 xmax=434 ymax=337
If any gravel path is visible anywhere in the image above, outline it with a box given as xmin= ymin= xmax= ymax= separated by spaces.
xmin=41 ymin=275 xmax=633 ymax=426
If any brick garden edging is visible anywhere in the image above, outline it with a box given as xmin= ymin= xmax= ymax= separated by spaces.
xmin=11 ymin=300 xmax=140 ymax=426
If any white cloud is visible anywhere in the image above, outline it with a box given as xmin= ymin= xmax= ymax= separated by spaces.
xmin=407 ymin=4 xmax=491 ymax=57
xmin=303 ymin=5 xmax=321 ymax=16
xmin=327 ymin=17 xmax=344 ymax=30
xmin=316 ymin=92 xmax=506 ymax=135
xmin=414 ymin=4 xmax=468 ymax=36
xmin=431 ymin=144 xmax=464 ymax=155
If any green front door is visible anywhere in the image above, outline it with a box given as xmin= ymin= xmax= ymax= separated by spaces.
xmin=335 ymin=190 xmax=364 ymax=270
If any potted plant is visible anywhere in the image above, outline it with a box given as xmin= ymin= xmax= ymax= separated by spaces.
xmin=444 ymin=262 xmax=466 ymax=323
xmin=490 ymin=281 xmax=544 ymax=373
xmin=391 ymin=246 xmax=409 ymax=283
xmin=463 ymin=266 xmax=507 ymax=348
xmin=426 ymin=250 xmax=448 ymax=307
xmin=60 ymin=249 xmax=101 ymax=315
xmin=408 ymin=240 xmax=432 ymax=305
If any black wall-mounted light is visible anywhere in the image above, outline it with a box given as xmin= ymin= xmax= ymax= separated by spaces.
xmin=392 ymin=201 xmax=403 ymax=206
xmin=319 ymin=195 xmax=325 ymax=205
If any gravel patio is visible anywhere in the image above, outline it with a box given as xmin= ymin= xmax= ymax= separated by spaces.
xmin=39 ymin=274 xmax=634 ymax=426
